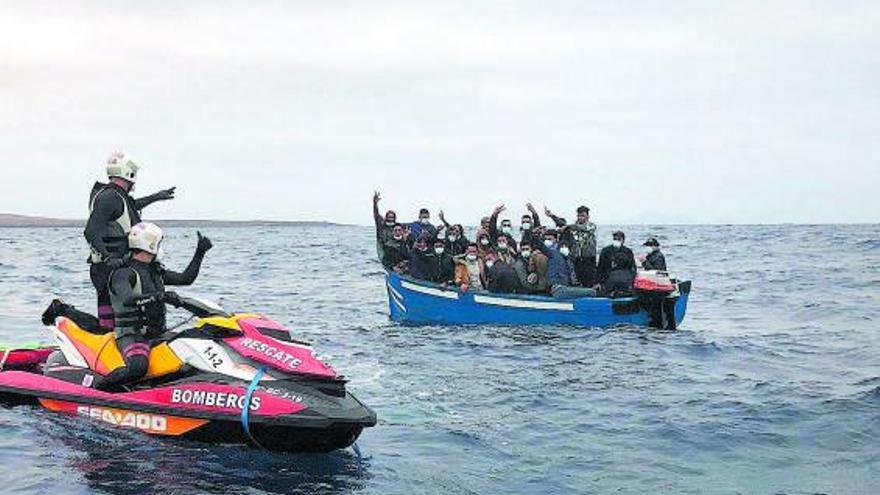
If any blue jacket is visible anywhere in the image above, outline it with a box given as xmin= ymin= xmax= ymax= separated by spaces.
xmin=408 ymin=221 xmax=437 ymax=244
xmin=537 ymin=242 xmax=571 ymax=287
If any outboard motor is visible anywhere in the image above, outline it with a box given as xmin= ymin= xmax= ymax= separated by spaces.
xmin=634 ymin=270 xmax=678 ymax=329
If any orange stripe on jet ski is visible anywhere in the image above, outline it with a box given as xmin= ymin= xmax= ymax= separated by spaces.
xmin=39 ymin=398 xmax=209 ymax=436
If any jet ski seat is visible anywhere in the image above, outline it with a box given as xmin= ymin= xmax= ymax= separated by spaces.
xmin=56 ymin=317 xmax=183 ymax=379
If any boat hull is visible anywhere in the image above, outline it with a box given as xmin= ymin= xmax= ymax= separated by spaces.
xmin=386 ymin=272 xmax=690 ymax=327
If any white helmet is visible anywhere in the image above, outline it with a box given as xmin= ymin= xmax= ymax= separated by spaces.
xmin=128 ymin=222 xmax=163 ymax=255
xmin=106 ymin=152 xmax=139 ymax=184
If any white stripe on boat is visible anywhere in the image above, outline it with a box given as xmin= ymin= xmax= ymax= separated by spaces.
xmin=472 ymin=295 xmax=574 ymax=311
xmin=400 ymin=280 xmax=460 ymax=299
xmin=388 ymin=283 xmax=404 ymax=302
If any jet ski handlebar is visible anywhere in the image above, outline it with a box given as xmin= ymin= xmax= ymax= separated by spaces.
xmin=125 ymin=291 xmax=230 ymax=318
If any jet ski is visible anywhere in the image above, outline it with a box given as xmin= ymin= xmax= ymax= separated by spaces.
xmin=0 ymin=294 xmax=377 ymax=453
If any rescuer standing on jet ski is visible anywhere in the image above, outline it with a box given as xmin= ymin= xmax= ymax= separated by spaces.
xmin=100 ymin=222 xmax=212 ymax=389
xmin=84 ymin=152 xmax=176 ymax=331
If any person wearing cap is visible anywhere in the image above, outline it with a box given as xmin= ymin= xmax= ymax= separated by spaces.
xmin=597 ymin=230 xmax=637 ymax=287
xmin=372 ymin=191 xmax=399 ymax=265
xmin=536 ymin=229 xmax=596 ymax=298
xmin=640 ymin=237 xmax=667 ymax=271
xmin=408 ymin=207 xmax=437 ymax=245
xmin=84 ymin=152 xmax=176 ymax=332
xmin=544 ymin=204 xmax=598 ymax=287
xmin=454 ymin=243 xmax=486 ymax=292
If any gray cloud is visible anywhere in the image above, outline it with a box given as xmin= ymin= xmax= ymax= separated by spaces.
xmin=1 ymin=0 xmax=877 ymax=224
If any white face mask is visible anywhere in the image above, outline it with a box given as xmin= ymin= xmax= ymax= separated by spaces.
xmin=420 ymin=217 xmax=430 ymax=225
xmin=486 ymin=260 xmax=495 ymax=268
xmin=559 ymin=246 xmax=570 ymax=257
xmin=521 ymin=222 xmax=531 ymax=231
xmin=466 ymin=253 xmax=477 ymax=261
xmin=612 ymin=240 xmax=623 ymax=248
xmin=497 ymin=242 xmax=508 ymax=251
xmin=480 ymin=238 xmax=490 ymax=246
xmin=521 ymin=250 xmax=531 ymax=258
xmin=393 ymin=234 xmax=404 ymax=241
xmin=502 ymin=226 xmax=512 ymax=234
xmin=449 ymin=235 xmax=458 ymax=241
xmin=435 ymin=247 xmax=445 ymax=255
xmin=385 ymin=221 xmax=395 ymax=227
xmin=544 ymin=239 xmax=554 ymax=248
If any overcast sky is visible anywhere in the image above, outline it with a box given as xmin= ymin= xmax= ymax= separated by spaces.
xmin=1 ymin=1 xmax=877 ymax=225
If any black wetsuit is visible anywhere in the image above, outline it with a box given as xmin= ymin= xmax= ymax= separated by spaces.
xmin=100 ymin=248 xmax=207 ymax=389
xmin=83 ymin=183 xmax=167 ymax=330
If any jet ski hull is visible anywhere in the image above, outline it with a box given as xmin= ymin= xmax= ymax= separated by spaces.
xmin=0 ymin=370 xmax=375 ymax=452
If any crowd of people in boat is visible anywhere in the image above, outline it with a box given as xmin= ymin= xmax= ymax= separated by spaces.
xmin=373 ymin=192 xmax=668 ymax=299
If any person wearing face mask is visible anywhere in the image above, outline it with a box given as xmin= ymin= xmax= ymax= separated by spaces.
xmin=475 ymin=231 xmax=494 ymax=260
xmin=487 ymin=204 xmax=520 ymax=252
xmin=536 ymin=230 xmax=596 ymax=298
xmin=85 ymin=152 xmax=176 ymax=332
xmin=484 ymin=252 xmax=522 ymax=294
xmin=640 ymin=237 xmax=667 ymax=271
xmin=494 ymin=234 xmax=517 ymax=265
xmin=430 ymin=239 xmax=455 ymax=284
xmin=381 ymin=223 xmax=411 ymax=271
xmin=454 ymin=244 xmax=486 ymax=292
xmin=600 ymin=251 xmax=636 ymax=298
xmin=407 ymin=234 xmax=435 ymax=281
xmin=510 ymin=241 xmax=545 ymax=294
xmin=520 ymin=202 xmax=542 ymax=248
xmin=372 ymin=191 xmax=399 ymax=264
xmin=597 ymin=230 xmax=637 ymax=286
xmin=408 ymin=208 xmax=437 ymax=246
xmin=544 ymin=204 xmax=597 ymax=287
xmin=446 ymin=223 xmax=470 ymax=256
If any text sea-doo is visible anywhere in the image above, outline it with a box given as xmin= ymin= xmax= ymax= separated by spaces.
xmin=0 ymin=294 xmax=376 ymax=452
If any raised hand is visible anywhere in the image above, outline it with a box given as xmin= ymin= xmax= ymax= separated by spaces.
xmin=544 ymin=205 xmax=553 ymax=217
xmin=438 ymin=210 xmax=446 ymax=222
xmin=196 ymin=231 xmax=213 ymax=254
xmin=373 ymin=191 xmax=381 ymax=204
xmin=526 ymin=202 xmax=537 ymax=214
xmin=493 ymin=204 xmax=506 ymax=215
xmin=157 ymin=187 xmax=176 ymax=201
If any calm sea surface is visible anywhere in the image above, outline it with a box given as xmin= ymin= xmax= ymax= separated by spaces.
xmin=0 ymin=224 xmax=877 ymax=494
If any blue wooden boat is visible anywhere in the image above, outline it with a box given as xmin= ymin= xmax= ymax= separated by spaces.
xmin=385 ymin=271 xmax=691 ymax=327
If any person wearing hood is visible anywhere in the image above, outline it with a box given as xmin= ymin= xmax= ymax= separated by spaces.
xmin=372 ymin=191 xmax=398 ymax=264
xmin=597 ymin=230 xmax=637 ymax=286
xmin=408 ymin=208 xmax=437 ymax=245
xmin=445 ymin=223 xmax=470 ymax=256
xmin=494 ymin=234 xmax=517 ymax=265
xmin=544 ymin=204 xmax=598 ymax=287
xmin=407 ymin=234 xmax=435 ymax=281
xmin=536 ymin=229 xmax=596 ymax=299
xmin=640 ymin=237 xmax=667 ymax=271
xmin=475 ymin=230 xmax=494 ymax=260
xmin=454 ymin=244 xmax=486 ymax=292
xmin=84 ymin=152 xmax=176 ymax=332
xmin=381 ymin=223 xmax=411 ymax=271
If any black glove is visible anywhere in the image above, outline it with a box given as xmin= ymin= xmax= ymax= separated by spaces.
xmin=157 ymin=187 xmax=176 ymax=201
xmin=105 ymin=256 xmax=125 ymax=269
xmin=164 ymin=291 xmax=182 ymax=307
xmin=196 ymin=231 xmax=213 ymax=254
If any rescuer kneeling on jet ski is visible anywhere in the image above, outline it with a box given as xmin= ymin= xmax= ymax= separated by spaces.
xmin=99 ymin=222 xmax=212 ymax=389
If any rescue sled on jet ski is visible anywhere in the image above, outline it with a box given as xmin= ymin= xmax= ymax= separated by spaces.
xmin=0 ymin=294 xmax=376 ymax=452
xmin=385 ymin=271 xmax=690 ymax=327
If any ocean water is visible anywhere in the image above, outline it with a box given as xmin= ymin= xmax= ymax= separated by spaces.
xmin=0 ymin=224 xmax=877 ymax=495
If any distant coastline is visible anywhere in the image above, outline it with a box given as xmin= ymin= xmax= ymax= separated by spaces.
xmin=0 ymin=213 xmax=340 ymax=228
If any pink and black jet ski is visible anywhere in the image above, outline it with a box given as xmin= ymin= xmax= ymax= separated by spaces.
xmin=0 ymin=294 xmax=376 ymax=452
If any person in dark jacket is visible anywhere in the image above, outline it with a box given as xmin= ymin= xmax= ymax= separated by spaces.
xmin=597 ymin=230 xmax=637 ymax=286
xmin=430 ymin=239 xmax=455 ymax=283
xmin=382 ymin=224 xmax=411 ymax=270
xmin=407 ymin=235 xmax=435 ymax=281
xmin=484 ymin=253 xmax=522 ymax=294
xmin=544 ymin=204 xmax=598 ymax=287
xmin=641 ymin=237 xmax=667 ymax=271
xmin=372 ymin=191 xmax=398 ymax=265
xmin=445 ymin=224 xmax=469 ymax=257
xmin=84 ymin=152 xmax=175 ymax=332
xmin=536 ymin=230 xmax=596 ymax=299
xmin=601 ymin=251 xmax=635 ymax=297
